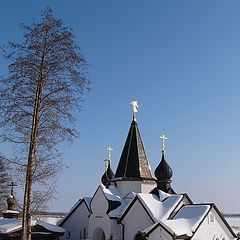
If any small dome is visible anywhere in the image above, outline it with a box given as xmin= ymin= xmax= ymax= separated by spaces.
xmin=154 ymin=152 xmax=173 ymax=180
xmin=101 ymin=172 xmax=110 ymax=187
xmin=7 ymin=194 xmax=16 ymax=211
xmin=106 ymin=164 xmax=115 ymax=179
xmin=101 ymin=164 xmax=115 ymax=187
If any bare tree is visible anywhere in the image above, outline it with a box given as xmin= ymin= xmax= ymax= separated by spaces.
xmin=0 ymin=7 xmax=90 ymax=240
xmin=0 ymin=154 xmax=10 ymax=211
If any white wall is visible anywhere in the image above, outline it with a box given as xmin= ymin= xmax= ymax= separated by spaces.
xmin=147 ymin=226 xmax=172 ymax=240
xmin=121 ymin=199 xmax=153 ymax=240
xmin=193 ymin=208 xmax=235 ymax=240
xmin=89 ymin=187 xmax=120 ymax=240
xmin=116 ymin=181 xmax=155 ymax=197
xmin=60 ymin=201 xmax=90 ymax=240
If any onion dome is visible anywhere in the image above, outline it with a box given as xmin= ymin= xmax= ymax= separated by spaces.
xmin=154 ymin=152 xmax=173 ymax=181
xmin=7 ymin=194 xmax=17 ymax=211
xmin=2 ymin=188 xmax=19 ymax=219
xmin=101 ymin=163 xmax=115 ymax=188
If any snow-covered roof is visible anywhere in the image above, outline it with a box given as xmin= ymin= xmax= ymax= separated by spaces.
xmin=2 ymin=210 xmax=19 ymax=214
xmin=101 ymin=184 xmax=126 ymax=218
xmin=101 ymin=184 xmax=122 ymax=202
xmin=120 ymin=190 xmax=226 ymax=238
xmin=137 ymin=192 xmax=184 ymax=221
xmin=0 ymin=218 xmax=65 ymax=234
xmin=140 ymin=204 xmax=211 ymax=237
xmin=164 ymin=204 xmax=210 ymax=236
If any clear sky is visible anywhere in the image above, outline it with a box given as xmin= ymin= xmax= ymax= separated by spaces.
xmin=1 ymin=0 xmax=240 ymax=214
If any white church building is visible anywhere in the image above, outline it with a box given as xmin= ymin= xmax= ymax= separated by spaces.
xmin=59 ymin=103 xmax=236 ymax=240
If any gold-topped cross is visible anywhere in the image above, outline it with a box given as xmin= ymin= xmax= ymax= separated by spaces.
xmin=106 ymin=146 xmax=113 ymax=161
xmin=105 ymin=146 xmax=113 ymax=172
xmin=130 ymin=100 xmax=139 ymax=120
xmin=160 ymin=134 xmax=167 ymax=152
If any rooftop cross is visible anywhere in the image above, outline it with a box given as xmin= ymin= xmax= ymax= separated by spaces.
xmin=107 ymin=146 xmax=113 ymax=161
xmin=160 ymin=134 xmax=167 ymax=153
xmin=7 ymin=182 xmax=17 ymax=196
xmin=104 ymin=146 xmax=113 ymax=172
xmin=130 ymin=100 xmax=139 ymax=121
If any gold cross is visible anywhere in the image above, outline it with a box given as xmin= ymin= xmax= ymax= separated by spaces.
xmin=160 ymin=134 xmax=167 ymax=152
xmin=107 ymin=146 xmax=113 ymax=160
xmin=105 ymin=146 xmax=113 ymax=172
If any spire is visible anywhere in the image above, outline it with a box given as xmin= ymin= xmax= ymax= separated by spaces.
xmin=154 ymin=134 xmax=174 ymax=193
xmin=115 ymin=102 xmax=153 ymax=180
xmin=101 ymin=146 xmax=115 ymax=188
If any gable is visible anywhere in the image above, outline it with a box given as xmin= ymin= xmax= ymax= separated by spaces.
xmin=60 ymin=198 xmax=91 ymax=227
xmin=192 ymin=206 xmax=236 ymax=239
xmin=143 ymin=223 xmax=172 ymax=240
xmin=90 ymin=186 xmax=109 ymax=215
xmin=121 ymin=198 xmax=154 ymax=240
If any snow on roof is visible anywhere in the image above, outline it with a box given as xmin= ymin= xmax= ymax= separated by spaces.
xmin=0 ymin=218 xmax=65 ymax=234
xmin=164 ymin=205 xmax=211 ymax=237
xmin=2 ymin=210 xmax=19 ymax=214
xmin=137 ymin=192 xmax=183 ymax=221
xmin=36 ymin=220 xmax=65 ymax=233
xmin=141 ymin=204 xmax=211 ymax=237
xmin=101 ymin=184 xmax=126 ymax=217
xmin=101 ymin=184 xmax=122 ymax=202
xmin=0 ymin=219 xmax=22 ymax=234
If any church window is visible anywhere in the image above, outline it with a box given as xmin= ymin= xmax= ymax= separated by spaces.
xmin=66 ymin=231 xmax=71 ymax=239
xmin=80 ymin=231 xmax=82 ymax=239
xmin=83 ymin=228 xmax=87 ymax=239
xmin=209 ymin=213 xmax=215 ymax=223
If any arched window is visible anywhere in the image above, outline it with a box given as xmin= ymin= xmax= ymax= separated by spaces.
xmin=209 ymin=213 xmax=215 ymax=223
xmin=92 ymin=228 xmax=106 ymax=240
xmin=80 ymin=231 xmax=82 ymax=240
xmin=83 ymin=228 xmax=87 ymax=239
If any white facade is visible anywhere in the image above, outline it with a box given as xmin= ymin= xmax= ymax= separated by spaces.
xmin=59 ymin=117 xmax=236 ymax=240
xmin=60 ymin=198 xmax=90 ymax=240
xmin=59 ymin=182 xmax=236 ymax=240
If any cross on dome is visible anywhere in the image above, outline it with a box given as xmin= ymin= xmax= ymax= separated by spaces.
xmin=160 ymin=134 xmax=167 ymax=153
xmin=104 ymin=146 xmax=113 ymax=172
xmin=106 ymin=146 xmax=113 ymax=160
xmin=7 ymin=182 xmax=17 ymax=196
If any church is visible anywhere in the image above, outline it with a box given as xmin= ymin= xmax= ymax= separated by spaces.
xmin=59 ymin=102 xmax=236 ymax=240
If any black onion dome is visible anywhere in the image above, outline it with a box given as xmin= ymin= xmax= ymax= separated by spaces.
xmin=101 ymin=164 xmax=115 ymax=187
xmin=106 ymin=164 xmax=115 ymax=179
xmin=154 ymin=152 xmax=173 ymax=180
xmin=7 ymin=195 xmax=16 ymax=210
xmin=101 ymin=172 xmax=110 ymax=187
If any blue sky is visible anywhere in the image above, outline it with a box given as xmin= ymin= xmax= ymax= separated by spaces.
xmin=1 ymin=1 xmax=240 ymax=213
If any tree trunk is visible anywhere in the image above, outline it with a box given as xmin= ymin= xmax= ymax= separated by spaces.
xmin=21 ymin=81 xmax=43 ymax=240
xmin=21 ymin=45 xmax=46 ymax=240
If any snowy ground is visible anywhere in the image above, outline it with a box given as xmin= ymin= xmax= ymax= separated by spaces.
xmin=225 ymin=215 xmax=240 ymax=234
